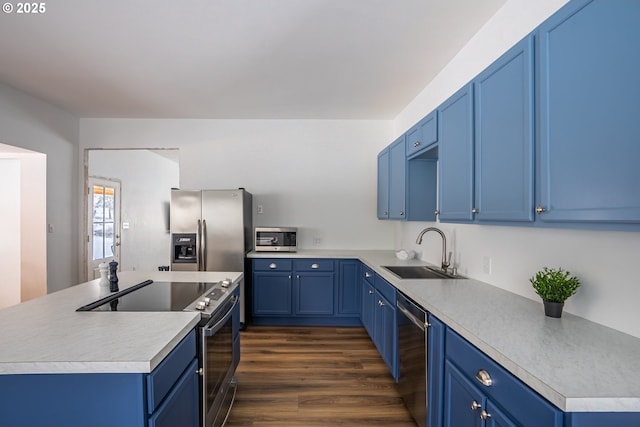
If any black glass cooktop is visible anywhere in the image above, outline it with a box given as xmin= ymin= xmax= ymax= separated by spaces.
xmin=77 ymin=280 xmax=215 ymax=312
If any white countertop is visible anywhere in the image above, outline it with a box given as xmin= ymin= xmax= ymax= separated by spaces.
xmin=251 ymin=249 xmax=640 ymax=413
xmin=0 ymin=271 xmax=242 ymax=375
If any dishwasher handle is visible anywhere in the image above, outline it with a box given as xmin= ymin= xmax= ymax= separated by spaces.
xmin=397 ymin=300 xmax=430 ymax=331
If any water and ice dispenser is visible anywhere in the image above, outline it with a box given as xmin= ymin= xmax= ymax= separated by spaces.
xmin=172 ymin=233 xmax=197 ymax=265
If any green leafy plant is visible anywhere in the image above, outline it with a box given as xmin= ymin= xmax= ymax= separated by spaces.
xmin=530 ymin=267 xmax=580 ymax=303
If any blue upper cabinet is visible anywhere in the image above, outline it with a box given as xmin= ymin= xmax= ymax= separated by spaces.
xmin=474 ymin=35 xmax=534 ymax=223
xmin=377 ymin=147 xmax=390 ymax=219
xmin=438 ymin=83 xmax=475 ymax=222
xmin=389 ymin=136 xmax=407 ymax=219
xmin=377 ymin=134 xmax=437 ymax=222
xmin=406 ymin=110 xmax=438 ymax=158
xmin=537 ymin=0 xmax=640 ymax=223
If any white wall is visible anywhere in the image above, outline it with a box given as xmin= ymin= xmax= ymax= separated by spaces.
xmin=0 ymin=83 xmax=79 ymax=293
xmin=393 ymin=0 xmax=640 ymax=339
xmin=89 ymin=149 xmax=179 ymax=271
xmin=79 ymin=119 xmax=396 ymax=250
xmin=0 ymin=159 xmax=21 ymax=308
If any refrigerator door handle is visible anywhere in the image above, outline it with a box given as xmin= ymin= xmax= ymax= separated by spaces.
xmin=197 ymin=219 xmax=202 ymax=271
xmin=202 ymin=219 xmax=207 ymax=271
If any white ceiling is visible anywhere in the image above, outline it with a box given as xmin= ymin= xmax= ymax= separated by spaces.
xmin=0 ymin=0 xmax=508 ymax=119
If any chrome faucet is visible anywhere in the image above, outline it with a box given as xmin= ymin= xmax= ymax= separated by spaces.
xmin=416 ymin=227 xmax=452 ymax=272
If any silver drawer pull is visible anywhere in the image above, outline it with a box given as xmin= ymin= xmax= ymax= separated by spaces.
xmin=311 ymin=263 xmax=319 ymax=269
xmin=413 ymin=141 xmax=421 ymax=147
xmin=269 ymin=263 xmax=277 ymax=269
xmin=365 ymin=272 xmax=372 ymax=278
xmin=475 ymin=369 xmax=492 ymax=386
xmin=471 ymin=400 xmax=481 ymax=411
xmin=480 ymin=410 xmax=491 ymax=420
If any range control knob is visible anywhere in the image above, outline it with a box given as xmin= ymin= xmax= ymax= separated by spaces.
xmin=203 ymin=297 xmax=211 ymax=306
xmin=195 ymin=301 xmax=206 ymax=311
xmin=221 ymin=279 xmax=231 ymax=288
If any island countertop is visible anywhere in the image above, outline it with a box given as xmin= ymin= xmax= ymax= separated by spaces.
xmin=249 ymin=249 xmax=640 ymax=413
xmin=0 ymin=271 xmax=242 ymax=375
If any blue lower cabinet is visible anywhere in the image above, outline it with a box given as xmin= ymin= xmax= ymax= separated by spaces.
xmin=252 ymin=258 xmax=360 ymax=326
xmin=444 ymin=328 xmax=562 ymax=427
xmin=363 ymin=273 xmax=397 ymax=380
xmin=0 ymin=331 xmax=198 ymax=427
xmin=148 ymin=359 xmax=199 ymax=427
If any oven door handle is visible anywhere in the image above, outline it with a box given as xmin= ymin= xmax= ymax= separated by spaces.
xmin=203 ymin=295 xmax=238 ymax=337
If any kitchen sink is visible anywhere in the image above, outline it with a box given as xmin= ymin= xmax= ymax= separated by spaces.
xmin=383 ymin=265 xmax=464 ymax=280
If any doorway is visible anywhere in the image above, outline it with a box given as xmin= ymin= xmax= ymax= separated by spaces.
xmin=87 ymin=177 xmax=121 ymax=280
xmin=83 ymin=148 xmax=179 ymax=281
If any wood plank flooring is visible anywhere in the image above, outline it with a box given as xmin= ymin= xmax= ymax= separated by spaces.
xmin=226 ymin=326 xmax=417 ymax=427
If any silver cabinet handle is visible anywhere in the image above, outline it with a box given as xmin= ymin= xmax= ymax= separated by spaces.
xmin=471 ymin=400 xmax=481 ymax=411
xmin=480 ymin=410 xmax=492 ymax=421
xmin=368 ymin=290 xmax=374 ymax=295
xmin=434 ymin=210 xmax=440 ymax=216
xmin=400 ymin=211 xmax=405 ymax=216
xmin=475 ymin=369 xmax=493 ymax=386
xmin=311 ymin=263 xmax=319 ymax=269
xmin=471 ymin=207 xmax=479 ymax=214
xmin=413 ymin=141 xmax=421 ymax=147
xmin=378 ymin=300 xmax=384 ymax=306
xmin=296 ymin=275 xmax=300 ymax=279
xmin=365 ymin=272 xmax=372 ymax=278
xmin=288 ymin=275 xmax=292 ymax=280
xmin=535 ymin=206 xmax=546 ymax=214
xmin=269 ymin=263 xmax=277 ymax=269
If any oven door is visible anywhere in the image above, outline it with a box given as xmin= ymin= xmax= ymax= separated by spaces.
xmin=200 ymin=295 xmax=238 ymax=427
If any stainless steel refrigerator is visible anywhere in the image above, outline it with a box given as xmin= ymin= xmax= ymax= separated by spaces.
xmin=170 ymin=188 xmax=253 ymax=325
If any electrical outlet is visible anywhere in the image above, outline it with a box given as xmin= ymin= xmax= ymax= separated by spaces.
xmin=313 ymin=237 xmax=322 ymax=245
xmin=483 ymin=256 xmax=492 ymax=275
xmin=257 ymin=205 xmax=263 ymax=214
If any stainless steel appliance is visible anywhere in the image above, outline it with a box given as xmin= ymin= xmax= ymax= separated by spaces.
xmin=254 ymin=227 xmax=297 ymax=252
xmin=77 ymin=279 xmax=240 ymax=427
xmin=397 ymin=292 xmax=430 ymax=427
xmin=170 ymin=189 xmax=252 ymax=325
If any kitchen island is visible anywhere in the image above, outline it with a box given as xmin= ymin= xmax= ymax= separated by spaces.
xmin=249 ymin=249 xmax=640 ymax=423
xmin=0 ymin=270 xmax=242 ymax=427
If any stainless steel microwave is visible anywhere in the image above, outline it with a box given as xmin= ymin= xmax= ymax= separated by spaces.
xmin=254 ymin=227 xmax=297 ymax=252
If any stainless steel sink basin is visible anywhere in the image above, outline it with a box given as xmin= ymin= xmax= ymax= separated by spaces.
xmin=383 ymin=265 xmax=464 ymax=280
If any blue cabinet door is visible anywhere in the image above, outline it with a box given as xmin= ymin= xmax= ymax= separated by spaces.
xmin=362 ymin=279 xmax=375 ymax=338
xmin=537 ymin=0 xmax=640 ymax=223
xmin=474 ymin=36 xmax=534 ymax=222
xmin=389 ymin=136 xmax=407 ymax=219
xmin=377 ymin=148 xmax=390 ymax=219
xmin=295 ymin=272 xmax=335 ymax=315
xmin=443 ymin=360 xmax=484 ymax=427
xmin=438 ymin=83 xmax=475 ymax=221
xmin=253 ymin=272 xmax=292 ymax=315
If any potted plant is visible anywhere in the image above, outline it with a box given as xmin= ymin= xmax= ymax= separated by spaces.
xmin=529 ymin=267 xmax=580 ymax=318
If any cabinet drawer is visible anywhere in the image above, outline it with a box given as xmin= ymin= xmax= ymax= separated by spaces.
xmin=374 ymin=274 xmax=396 ymax=303
xmin=445 ymin=328 xmax=561 ymax=425
xmin=253 ymin=259 xmax=292 ymax=271
xmin=147 ymin=330 xmax=196 ymax=414
xmin=293 ymin=259 xmax=334 ymax=272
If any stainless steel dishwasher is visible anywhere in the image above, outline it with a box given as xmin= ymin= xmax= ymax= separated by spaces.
xmin=397 ymin=292 xmax=429 ymax=427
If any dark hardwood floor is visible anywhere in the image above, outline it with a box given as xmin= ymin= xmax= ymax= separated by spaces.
xmin=226 ymin=325 xmax=417 ymax=427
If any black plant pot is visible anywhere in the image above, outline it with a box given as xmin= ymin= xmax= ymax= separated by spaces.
xmin=543 ymin=301 xmax=564 ymax=318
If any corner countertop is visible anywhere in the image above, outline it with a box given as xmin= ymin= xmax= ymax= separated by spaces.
xmin=250 ymin=249 xmax=640 ymax=413
xmin=0 ymin=271 xmax=242 ymax=375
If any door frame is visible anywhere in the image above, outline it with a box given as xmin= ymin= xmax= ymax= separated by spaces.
xmin=85 ymin=176 xmax=122 ymax=281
